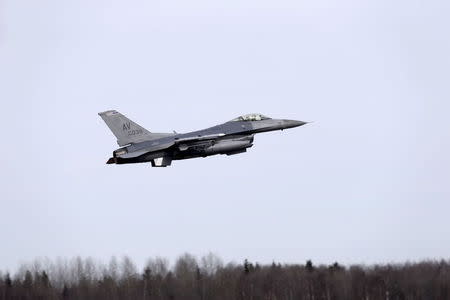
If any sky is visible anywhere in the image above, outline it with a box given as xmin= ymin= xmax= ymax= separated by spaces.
xmin=1 ymin=0 xmax=449 ymax=272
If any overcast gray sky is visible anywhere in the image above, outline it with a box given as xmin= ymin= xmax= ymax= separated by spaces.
xmin=1 ymin=0 xmax=449 ymax=271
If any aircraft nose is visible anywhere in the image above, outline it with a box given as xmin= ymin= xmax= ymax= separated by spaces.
xmin=283 ymin=119 xmax=308 ymax=129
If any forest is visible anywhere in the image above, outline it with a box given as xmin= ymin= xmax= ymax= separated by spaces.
xmin=0 ymin=254 xmax=449 ymax=300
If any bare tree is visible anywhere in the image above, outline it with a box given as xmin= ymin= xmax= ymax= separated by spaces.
xmin=174 ymin=253 xmax=198 ymax=280
xmin=145 ymin=257 xmax=169 ymax=277
xmin=107 ymin=256 xmax=119 ymax=282
xmin=121 ymin=256 xmax=138 ymax=280
xmin=200 ymin=252 xmax=223 ymax=276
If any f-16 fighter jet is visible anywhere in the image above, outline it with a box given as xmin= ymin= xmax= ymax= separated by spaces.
xmin=99 ymin=110 xmax=307 ymax=167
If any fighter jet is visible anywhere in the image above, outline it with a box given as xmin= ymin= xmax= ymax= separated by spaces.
xmin=98 ymin=110 xmax=307 ymax=167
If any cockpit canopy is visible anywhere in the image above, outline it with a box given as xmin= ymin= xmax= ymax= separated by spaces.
xmin=229 ymin=113 xmax=271 ymax=122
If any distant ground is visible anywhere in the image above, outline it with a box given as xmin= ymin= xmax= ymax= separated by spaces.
xmin=1 ymin=254 xmax=449 ymax=299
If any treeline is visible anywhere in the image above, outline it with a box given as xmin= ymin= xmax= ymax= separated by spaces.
xmin=1 ymin=254 xmax=449 ymax=300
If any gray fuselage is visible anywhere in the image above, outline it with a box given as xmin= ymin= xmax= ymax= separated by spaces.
xmin=108 ymin=118 xmax=306 ymax=166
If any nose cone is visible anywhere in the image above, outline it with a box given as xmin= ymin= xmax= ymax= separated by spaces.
xmin=283 ymin=119 xmax=308 ymax=129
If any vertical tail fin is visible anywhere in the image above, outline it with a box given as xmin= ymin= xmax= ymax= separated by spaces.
xmin=98 ymin=110 xmax=153 ymax=146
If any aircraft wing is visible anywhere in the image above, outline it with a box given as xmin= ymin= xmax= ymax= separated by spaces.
xmin=116 ymin=141 xmax=176 ymax=159
xmin=115 ymin=134 xmax=225 ymax=159
xmin=173 ymin=134 xmax=226 ymax=151
xmin=174 ymin=133 xmax=225 ymax=143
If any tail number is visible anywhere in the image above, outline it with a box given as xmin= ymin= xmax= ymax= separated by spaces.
xmin=128 ymin=129 xmax=143 ymax=136
xmin=123 ymin=122 xmax=143 ymax=136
